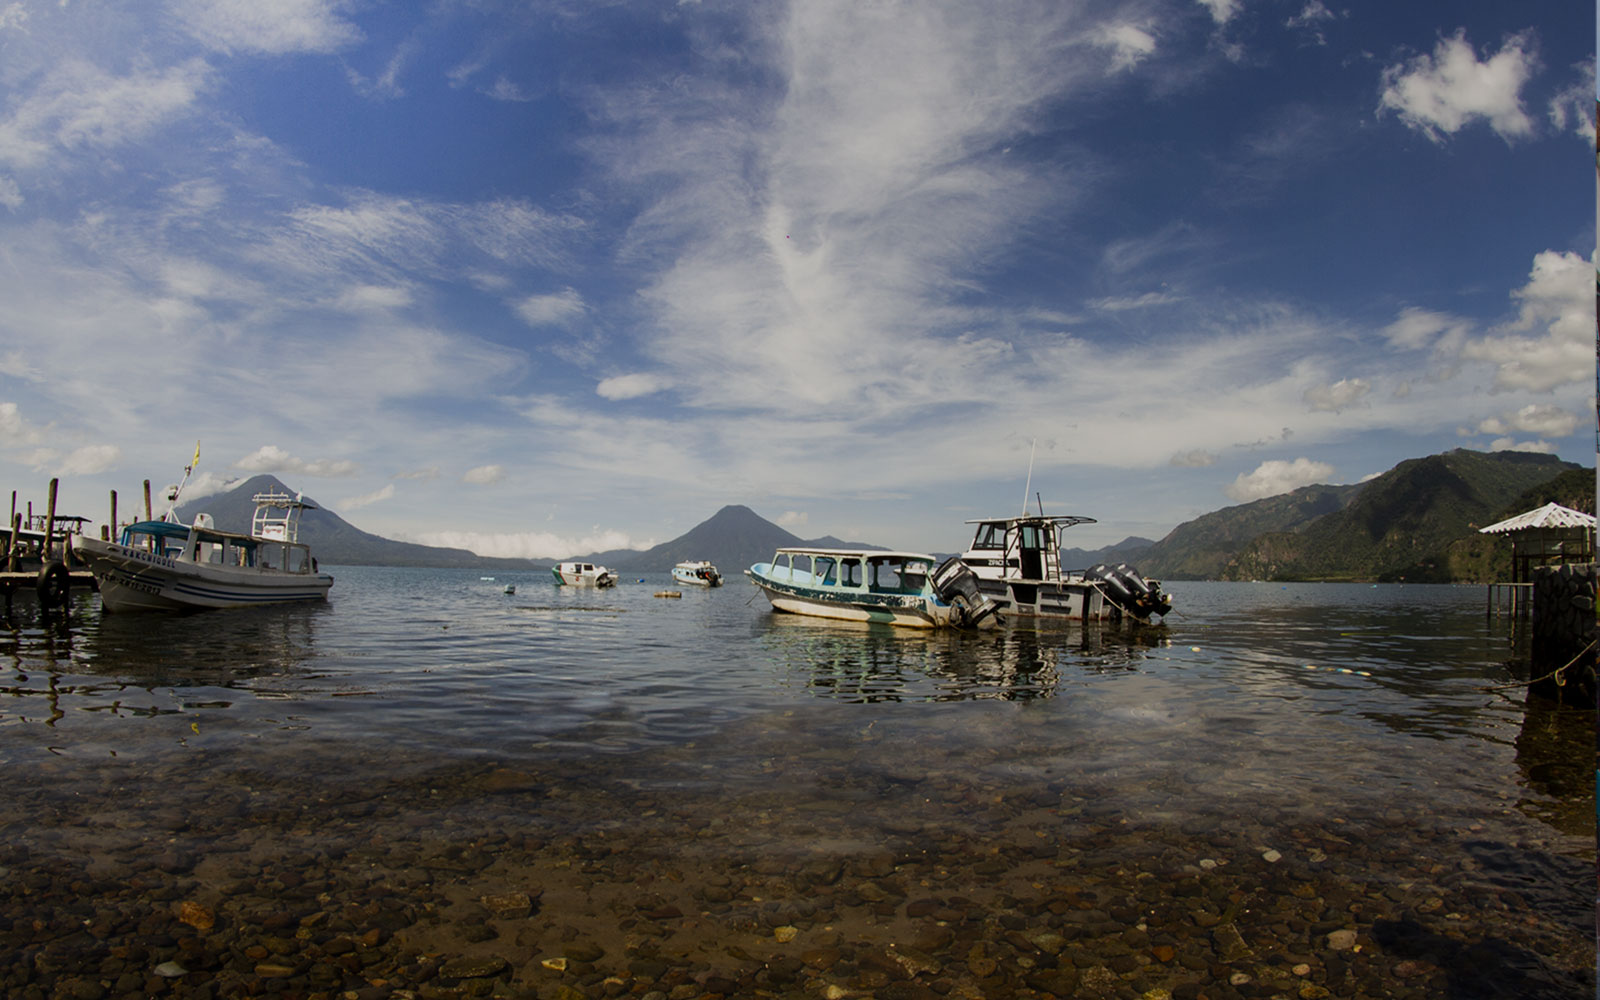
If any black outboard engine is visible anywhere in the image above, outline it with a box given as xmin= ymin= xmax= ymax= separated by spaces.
xmin=1086 ymin=564 xmax=1171 ymax=621
xmin=931 ymin=557 xmax=998 ymax=628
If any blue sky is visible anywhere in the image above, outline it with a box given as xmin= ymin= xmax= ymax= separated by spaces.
xmin=0 ymin=0 xmax=1593 ymax=559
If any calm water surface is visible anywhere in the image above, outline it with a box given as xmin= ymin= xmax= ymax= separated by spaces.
xmin=0 ymin=570 xmax=1591 ymax=999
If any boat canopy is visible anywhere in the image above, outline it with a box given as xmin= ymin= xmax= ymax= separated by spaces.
xmin=119 ymin=520 xmax=193 ymax=544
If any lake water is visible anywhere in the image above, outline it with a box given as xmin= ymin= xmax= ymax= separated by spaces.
xmin=0 ymin=570 xmax=1591 ymax=1000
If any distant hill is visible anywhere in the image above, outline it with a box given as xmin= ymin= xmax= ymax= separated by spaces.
xmin=562 ymin=504 xmax=882 ymax=574
xmin=1139 ymin=450 xmax=1584 ymax=582
xmin=174 ymin=475 xmax=533 ymax=569
xmin=1059 ymin=536 xmax=1156 ymax=571
xmin=1139 ymin=483 xmax=1365 ymax=580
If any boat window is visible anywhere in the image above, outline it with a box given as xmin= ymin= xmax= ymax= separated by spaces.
xmin=1019 ymin=524 xmax=1044 ymax=549
xmin=813 ymin=557 xmax=836 ymax=585
xmin=840 ymin=558 xmax=862 ymax=588
xmin=971 ymin=523 xmax=1005 ymax=550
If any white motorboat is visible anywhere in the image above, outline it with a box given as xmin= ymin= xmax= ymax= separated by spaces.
xmin=73 ymin=491 xmax=334 ymax=613
xmin=552 ymin=561 xmax=618 ymax=587
xmin=746 ymin=547 xmax=995 ymax=629
xmin=671 ymin=560 xmax=722 ymax=587
xmin=958 ymin=513 xmax=1170 ymax=622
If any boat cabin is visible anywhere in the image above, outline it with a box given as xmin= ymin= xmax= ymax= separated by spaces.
xmin=764 ymin=548 xmax=937 ymax=596
xmin=117 ymin=519 xmax=318 ymax=574
xmin=963 ymin=514 xmax=1097 ymax=581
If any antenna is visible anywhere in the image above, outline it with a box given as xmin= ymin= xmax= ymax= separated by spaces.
xmin=1037 ymin=491 xmax=1044 ymax=516
xmin=1020 ymin=438 xmax=1036 ymax=515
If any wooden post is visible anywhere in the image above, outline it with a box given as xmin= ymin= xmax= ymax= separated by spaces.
xmin=6 ymin=513 xmax=18 ymax=572
xmin=109 ymin=490 xmax=117 ymax=542
xmin=143 ymin=480 xmax=152 ymax=521
xmin=43 ymin=478 xmax=58 ymax=563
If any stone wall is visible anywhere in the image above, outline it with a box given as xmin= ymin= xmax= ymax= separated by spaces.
xmin=1530 ymin=562 xmax=1596 ymax=704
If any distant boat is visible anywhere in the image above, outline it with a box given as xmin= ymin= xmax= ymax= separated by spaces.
xmin=72 ymin=491 xmax=334 ymax=612
xmin=746 ymin=547 xmax=995 ymax=629
xmin=958 ymin=513 xmax=1170 ymax=621
xmin=552 ymin=561 xmax=618 ymax=588
xmin=671 ymin=560 xmax=723 ymax=587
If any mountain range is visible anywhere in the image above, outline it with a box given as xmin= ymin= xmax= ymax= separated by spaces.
xmin=173 ymin=448 xmax=1592 ymax=582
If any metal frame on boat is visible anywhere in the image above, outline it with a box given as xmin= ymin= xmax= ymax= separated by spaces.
xmin=746 ymin=547 xmax=995 ymax=629
xmin=959 ymin=513 xmax=1171 ymax=622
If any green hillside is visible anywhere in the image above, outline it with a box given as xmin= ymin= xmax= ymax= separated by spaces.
xmin=1138 ymin=483 xmax=1364 ymax=580
xmin=1438 ymin=466 xmax=1597 ymax=583
xmin=1217 ymin=450 xmax=1584 ymax=582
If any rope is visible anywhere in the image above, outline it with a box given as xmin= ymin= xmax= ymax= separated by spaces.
xmin=1478 ymin=639 xmax=1596 ymax=692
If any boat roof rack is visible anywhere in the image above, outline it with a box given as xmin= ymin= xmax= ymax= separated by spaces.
xmin=964 ymin=514 xmax=1097 ymax=527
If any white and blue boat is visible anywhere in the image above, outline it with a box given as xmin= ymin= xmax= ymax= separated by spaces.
xmin=746 ymin=547 xmax=995 ymax=629
xmin=671 ymin=560 xmax=722 ymax=587
xmin=958 ymin=513 xmax=1171 ymax=621
xmin=552 ymin=561 xmax=618 ymax=587
xmin=72 ymin=491 xmax=334 ymax=612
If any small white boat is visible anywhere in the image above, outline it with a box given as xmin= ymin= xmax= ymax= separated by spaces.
xmin=746 ymin=547 xmax=995 ymax=629
xmin=671 ymin=560 xmax=722 ymax=587
xmin=552 ymin=561 xmax=618 ymax=587
xmin=959 ymin=513 xmax=1170 ymax=621
xmin=72 ymin=491 xmax=334 ymax=613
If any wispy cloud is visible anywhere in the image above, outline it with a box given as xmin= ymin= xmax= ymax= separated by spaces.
xmin=175 ymin=0 xmax=362 ymax=56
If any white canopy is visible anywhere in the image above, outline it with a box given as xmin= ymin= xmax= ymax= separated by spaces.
xmin=1478 ymin=502 xmax=1596 ymax=535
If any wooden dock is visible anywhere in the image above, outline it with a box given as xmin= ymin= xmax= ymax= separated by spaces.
xmin=0 ymin=567 xmax=98 ymax=610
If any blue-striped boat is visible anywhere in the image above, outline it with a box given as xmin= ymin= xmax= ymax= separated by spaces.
xmin=746 ymin=547 xmax=995 ymax=629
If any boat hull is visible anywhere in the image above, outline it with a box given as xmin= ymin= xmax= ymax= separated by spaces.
xmin=671 ymin=568 xmax=722 ymax=587
xmin=972 ymin=577 xmax=1108 ymax=621
xmin=551 ymin=566 xmax=617 ymax=587
xmin=746 ymin=573 xmax=950 ymax=628
xmin=74 ymin=537 xmax=333 ymax=612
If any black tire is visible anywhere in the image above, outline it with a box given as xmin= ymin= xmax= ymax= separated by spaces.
xmin=36 ymin=561 xmax=69 ymax=608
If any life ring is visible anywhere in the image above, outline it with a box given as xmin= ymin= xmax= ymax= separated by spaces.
xmin=36 ymin=561 xmax=70 ymax=608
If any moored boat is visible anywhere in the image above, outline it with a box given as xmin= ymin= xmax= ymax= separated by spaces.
xmin=72 ymin=491 xmax=334 ymax=612
xmin=552 ymin=561 xmax=618 ymax=587
xmin=671 ymin=560 xmax=722 ymax=587
xmin=746 ymin=547 xmax=995 ymax=629
xmin=959 ymin=513 xmax=1170 ymax=622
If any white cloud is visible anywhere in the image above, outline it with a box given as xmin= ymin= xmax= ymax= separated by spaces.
xmin=1169 ymin=449 xmax=1218 ymax=468
xmin=0 ymin=3 xmax=28 ymax=31
xmin=1224 ymin=457 xmax=1334 ymax=502
xmin=234 ymin=445 xmax=360 ymax=478
xmin=1461 ymin=250 xmax=1591 ymax=392
xmin=596 ymin=373 xmax=669 ymax=400
xmin=463 ymin=464 xmax=504 ymax=486
xmin=514 ymin=289 xmax=586 ymax=327
xmin=0 ymin=58 xmax=213 ymax=172
xmin=1473 ymin=404 xmax=1579 ymax=438
xmin=776 ymin=511 xmax=809 ymax=527
xmin=333 ymin=284 xmax=413 ymax=311
xmin=54 ymin=444 xmax=121 ymax=476
xmin=340 ymin=483 xmax=395 ymax=510
xmin=1090 ymin=291 xmax=1179 ymax=312
xmin=1547 ymin=63 xmax=1597 ymax=143
xmin=485 ymin=77 xmax=535 ymax=103
xmin=1196 ymin=0 xmax=1240 ymax=25
xmin=1382 ymin=306 xmax=1469 ymax=352
xmin=176 ymin=0 xmax=362 ymax=56
xmin=0 ymin=176 xmax=20 ymax=210
xmin=1094 ymin=23 xmax=1157 ymax=72
xmin=1487 ymin=437 xmax=1555 ymax=454
xmin=1378 ymin=31 xmax=1536 ymax=143
xmin=411 ymin=528 xmax=646 ymax=561
xmin=395 ymin=466 xmax=440 ymax=481
xmin=1302 ymin=377 xmax=1370 ymax=413
xmin=0 ymin=401 xmax=46 ymax=446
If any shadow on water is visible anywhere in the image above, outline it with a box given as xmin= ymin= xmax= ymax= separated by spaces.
xmin=756 ymin=613 xmax=1168 ymax=702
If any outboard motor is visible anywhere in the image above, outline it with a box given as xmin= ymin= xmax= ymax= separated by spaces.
xmin=1087 ymin=564 xmax=1171 ymax=621
xmin=931 ymin=557 xmax=998 ymax=628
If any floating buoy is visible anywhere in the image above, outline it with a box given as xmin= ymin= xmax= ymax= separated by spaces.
xmin=654 ymin=590 xmax=682 ymax=599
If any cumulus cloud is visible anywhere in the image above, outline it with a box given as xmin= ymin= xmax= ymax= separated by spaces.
xmin=1378 ymin=30 xmax=1536 ymax=143
xmin=1462 ymin=250 xmax=1591 ymax=392
xmin=1094 ymin=23 xmax=1157 ymax=72
xmin=340 ymin=484 xmax=395 ymax=510
xmin=1196 ymin=0 xmax=1240 ymax=25
xmin=1471 ymin=404 xmax=1579 ymax=438
xmin=1224 ymin=458 xmax=1334 ymax=502
xmin=776 ymin=511 xmax=809 ymax=527
xmin=0 ymin=401 xmax=46 ymax=446
xmin=1488 ymin=437 xmax=1554 ymax=454
xmin=1547 ymin=63 xmax=1597 ymax=142
xmin=463 ymin=464 xmax=504 ymax=486
xmin=596 ymin=373 xmax=669 ymax=400
xmin=1302 ymin=377 xmax=1370 ymax=413
xmin=1169 ymin=449 xmax=1218 ymax=468
xmin=234 ymin=444 xmax=360 ymax=478
xmin=514 ymin=289 xmax=586 ymax=327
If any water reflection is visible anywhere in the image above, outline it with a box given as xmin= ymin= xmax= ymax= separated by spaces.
xmin=756 ymin=614 xmax=1165 ymax=702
